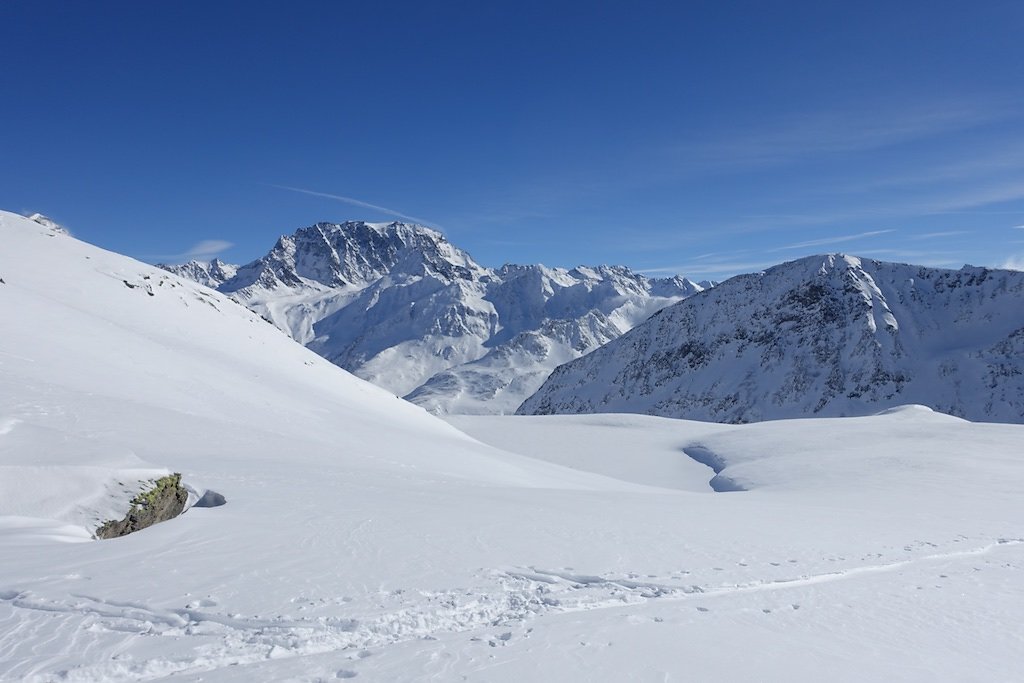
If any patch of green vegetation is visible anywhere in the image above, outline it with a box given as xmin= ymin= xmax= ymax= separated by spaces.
xmin=95 ymin=473 xmax=187 ymax=540
xmin=130 ymin=473 xmax=182 ymax=508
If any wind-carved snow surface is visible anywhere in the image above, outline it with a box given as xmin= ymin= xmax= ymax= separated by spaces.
xmin=3 ymin=211 xmax=1024 ymax=681
xmin=521 ymin=253 xmax=1024 ymax=423
xmin=163 ymin=222 xmax=704 ymax=414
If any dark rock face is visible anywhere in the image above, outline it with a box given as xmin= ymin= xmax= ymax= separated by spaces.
xmin=96 ymin=474 xmax=188 ymax=539
xmin=218 ymin=221 xmax=477 ymax=293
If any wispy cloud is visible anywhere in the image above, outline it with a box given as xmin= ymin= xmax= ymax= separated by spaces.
xmin=1001 ymin=254 xmax=1024 ymax=271
xmin=912 ymin=210 xmax=1024 ymax=216
xmin=269 ymin=184 xmax=442 ymax=229
xmin=702 ymin=180 xmax=1024 ymax=238
xmin=915 ymin=181 xmax=1024 ymax=215
xmin=835 ymin=141 xmax=1024 ymax=194
xmin=770 ymin=229 xmax=895 ymax=252
xmin=145 ymin=239 xmax=235 ymax=264
xmin=909 ymin=230 xmax=971 ymax=240
xmin=640 ymin=260 xmax=777 ymax=277
xmin=481 ymin=239 xmax=535 ymax=247
xmin=676 ymin=100 xmax=1009 ymax=172
xmin=639 ymin=247 xmax=775 ymax=278
xmin=184 ymin=239 xmax=234 ymax=260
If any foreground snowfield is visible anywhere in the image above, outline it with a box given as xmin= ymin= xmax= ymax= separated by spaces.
xmin=2 ymin=211 xmax=1023 ymax=681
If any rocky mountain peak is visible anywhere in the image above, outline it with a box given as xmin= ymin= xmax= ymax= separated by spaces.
xmin=163 ymin=219 xmax=706 ymax=413
xmin=159 ymin=259 xmax=239 ymax=289
xmin=221 ymin=221 xmax=487 ymax=294
xmin=520 ymin=253 xmax=1024 ymax=424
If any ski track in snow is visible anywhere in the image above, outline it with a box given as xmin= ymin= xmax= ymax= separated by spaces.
xmin=504 ymin=537 xmax=1024 ymax=604
xmin=2 ymin=537 xmax=1020 ymax=681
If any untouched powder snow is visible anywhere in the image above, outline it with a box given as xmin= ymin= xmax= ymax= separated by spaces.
xmin=2 ymin=210 xmax=1024 ymax=681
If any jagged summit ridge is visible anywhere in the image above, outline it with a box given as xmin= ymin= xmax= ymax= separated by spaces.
xmin=162 ymin=220 xmax=704 ymax=413
xmin=519 ymin=253 xmax=1024 ymax=424
xmin=161 ymin=258 xmax=237 ymax=289
xmin=219 ymin=220 xmax=479 ymax=293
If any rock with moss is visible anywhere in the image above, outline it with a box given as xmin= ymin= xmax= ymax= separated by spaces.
xmin=95 ymin=473 xmax=188 ymax=539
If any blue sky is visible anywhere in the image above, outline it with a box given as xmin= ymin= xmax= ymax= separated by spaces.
xmin=3 ymin=1 xmax=1024 ymax=280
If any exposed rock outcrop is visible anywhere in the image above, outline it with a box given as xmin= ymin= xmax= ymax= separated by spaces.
xmin=95 ymin=473 xmax=188 ymax=539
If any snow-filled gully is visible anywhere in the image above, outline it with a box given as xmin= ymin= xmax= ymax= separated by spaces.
xmin=2 ymin=538 xmax=1020 ymax=681
xmin=681 ymin=446 xmax=747 ymax=492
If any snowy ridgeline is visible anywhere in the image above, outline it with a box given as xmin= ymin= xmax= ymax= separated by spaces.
xmin=1 ymin=210 xmax=1024 ymax=680
xmin=166 ymin=223 xmax=1024 ymax=425
xmin=161 ymin=221 xmax=708 ymax=414
xmin=522 ymin=254 xmax=1024 ymax=424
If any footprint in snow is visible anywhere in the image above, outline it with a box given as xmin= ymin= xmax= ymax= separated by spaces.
xmin=186 ymin=597 xmax=217 ymax=608
xmin=345 ymin=650 xmax=372 ymax=660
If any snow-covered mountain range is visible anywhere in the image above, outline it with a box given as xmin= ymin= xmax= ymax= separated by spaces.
xmin=5 ymin=210 xmax=1024 ymax=680
xmin=164 ymin=258 xmax=237 ymax=289
xmin=162 ymin=221 xmax=706 ymax=414
xmin=520 ymin=254 xmax=1024 ymax=424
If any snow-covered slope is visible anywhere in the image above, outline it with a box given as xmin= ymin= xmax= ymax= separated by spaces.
xmin=520 ymin=254 xmax=1024 ymax=423
xmin=0 ymin=209 xmax=658 ymax=678
xmin=164 ymin=221 xmax=703 ymax=412
xmin=0 ymin=211 xmax=588 ymax=538
xmin=3 ymin=211 xmax=1024 ymax=681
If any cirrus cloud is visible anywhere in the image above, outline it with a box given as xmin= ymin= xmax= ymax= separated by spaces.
xmin=183 ymin=239 xmax=234 ymax=260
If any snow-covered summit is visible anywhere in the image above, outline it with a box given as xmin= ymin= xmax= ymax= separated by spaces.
xmin=520 ymin=253 xmax=1024 ymax=423
xmin=164 ymin=220 xmax=705 ymax=412
xmin=160 ymin=258 xmax=238 ymax=289
xmin=220 ymin=220 xmax=480 ymax=294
